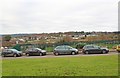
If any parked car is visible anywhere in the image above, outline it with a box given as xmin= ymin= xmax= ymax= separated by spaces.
xmin=53 ymin=45 xmax=78 ymax=56
xmin=116 ymin=45 xmax=120 ymax=52
xmin=82 ymin=45 xmax=109 ymax=54
xmin=25 ymin=48 xmax=46 ymax=56
xmin=1 ymin=49 xmax=22 ymax=57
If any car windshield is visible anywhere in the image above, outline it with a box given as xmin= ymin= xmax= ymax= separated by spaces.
xmin=35 ymin=48 xmax=42 ymax=50
xmin=9 ymin=49 xmax=20 ymax=53
xmin=94 ymin=46 xmax=100 ymax=49
xmin=101 ymin=47 xmax=107 ymax=49
xmin=55 ymin=46 xmax=63 ymax=49
xmin=101 ymin=47 xmax=109 ymax=50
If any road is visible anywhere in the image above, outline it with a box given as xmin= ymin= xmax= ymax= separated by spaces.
xmin=1 ymin=51 xmax=119 ymax=60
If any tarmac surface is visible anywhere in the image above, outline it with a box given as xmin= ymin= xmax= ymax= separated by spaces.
xmin=2 ymin=51 xmax=119 ymax=60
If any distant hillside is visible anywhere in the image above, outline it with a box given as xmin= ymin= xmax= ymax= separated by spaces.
xmin=1 ymin=34 xmax=30 ymax=37
xmin=0 ymin=31 xmax=119 ymax=37
xmin=11 ymin=34 xmax=30 ymax=37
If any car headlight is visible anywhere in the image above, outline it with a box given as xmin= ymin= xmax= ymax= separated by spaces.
xmin=75 ymin=49 xmax=78 ymax=52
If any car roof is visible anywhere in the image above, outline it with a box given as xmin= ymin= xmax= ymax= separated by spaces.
xmin=84 ymin=45 xmax=100 ymax=48
xmin=57 ymin=45 xmax=69 ymax=47
xmin=3 ymin=49 xmax=19 ymax=52
xmin=27 ymin=48 xmax=42 ymax=50
xmin=85 ymin=45 xmax=96 ymax=46
xmin=57 ymin=45 xmax=70 ymax=46
xmin=101 ymin=47 xmax=108 ymax=49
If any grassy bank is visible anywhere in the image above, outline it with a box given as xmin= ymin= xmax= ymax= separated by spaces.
xmin=2 ymin=55 xmax=118 ymax=76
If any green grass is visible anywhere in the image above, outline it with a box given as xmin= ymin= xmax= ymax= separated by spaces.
xmin=2 ymin=55 xmax=118 ymax=76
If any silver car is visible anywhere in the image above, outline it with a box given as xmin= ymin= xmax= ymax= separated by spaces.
xmin=53 ymin=45 xmax=78 ymax=56
xmin=1 ymin=49 xmax=22 ymax=57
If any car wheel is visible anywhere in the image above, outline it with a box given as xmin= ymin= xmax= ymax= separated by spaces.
xmin=39 ymin=53 xmax=43 ymax=56
xmin=71 ymin=52 xmax=75 ymax=55
xmin=13 ymin=54 xmax=17 ymax=57
xmin=85 ymin=51 xmax=89 ymax=54
xmin=102 ymin=50 xmax=106 ymax=54
xmin=54 ymin=52 xmax=59 ymax=56
xmin=26 ymin=53 xmax=29 ymax=56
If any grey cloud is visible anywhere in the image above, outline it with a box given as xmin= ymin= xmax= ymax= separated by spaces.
xmin=0 ymin=0 xmax=119 ymax=34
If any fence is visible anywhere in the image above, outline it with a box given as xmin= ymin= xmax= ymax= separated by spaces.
xmin=12 ymin=40 xmax=119 ymax=52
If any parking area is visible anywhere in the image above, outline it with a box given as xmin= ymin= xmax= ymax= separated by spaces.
xmin=2 ymin=51 xmax=119 ymax=59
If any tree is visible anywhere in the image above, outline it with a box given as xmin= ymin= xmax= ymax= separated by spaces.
xmin=3 ymin=35 xmax=12 ymax=41
xmin=81 ymin=31 xmax=84 ymax=34
xmin=76 ymin=43 xmax=86 ymax=49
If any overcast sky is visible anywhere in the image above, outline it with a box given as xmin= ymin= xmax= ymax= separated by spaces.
xmin=0 ymin=0 xmax=119 ymax=34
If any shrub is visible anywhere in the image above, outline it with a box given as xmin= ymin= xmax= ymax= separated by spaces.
xmin=76 ymin=43 xmax=86 ymax=49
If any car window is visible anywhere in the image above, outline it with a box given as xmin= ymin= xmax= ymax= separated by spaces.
xmin=28 ymin=49 xmax=33 ymax=51
xmin=32 ymin=48 xmax=37 ymax=52
xmin=94 ymin=46 xmax=100 ymax=49
xmin=10 ymin=49 xmax=18 ymax=52
xmin=55 ymin=46 xmax=60 ymax=49
xmin=65 ymin=46 xmax=72 ymax=49
xmin=56 ymin=46 xmax=65 ymax=50
xmin=7 ymin=50 xmax=13 ymax=53
xmin=2 ymin=50 xmax=7 ymax=52
xmin=36 ymin=48 xmax=42 ymax=51
xmin=86 ymin=46 xmax=94 ymax=49
xmin=61 ymin=46 xmax=65 ymax=50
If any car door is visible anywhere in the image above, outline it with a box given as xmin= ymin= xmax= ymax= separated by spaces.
xmin=93 ymin=46 xmax=101 ymax=53
xmin=6 ymin=50 xmax=13 ymax=56
xmin=28 ymin=49 xmax=33 ymax=55
xmin=62 ymin=46 xmax=68 ymax=54
xmin=58 ymin=46 xmax=66 ymax=54
xmin=32 ymin=49 xmax=39 ymax=55
xmin=65 ymin=46 xmax=71 ymax=54
xmin=87 ymin=46 xmax=94 ymax=53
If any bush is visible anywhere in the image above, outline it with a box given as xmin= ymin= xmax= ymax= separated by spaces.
xmin=12 ymin=44 xmax=21 ymax=51
xmin=76 ymin=43 xmax=86 ymax=49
